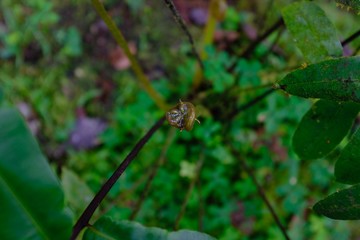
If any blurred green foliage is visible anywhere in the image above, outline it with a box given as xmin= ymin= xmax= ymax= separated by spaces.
xmin=204 ymin=47 xmax=235 ymax=93
xmin=1 ymin=0 xmax=360 ymax=239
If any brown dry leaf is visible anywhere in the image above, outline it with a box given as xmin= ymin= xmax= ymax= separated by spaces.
xmin=108 ymin=42 xmax=136 ymax=70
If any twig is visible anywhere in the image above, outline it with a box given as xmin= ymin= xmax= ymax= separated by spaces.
xmin=91 ymin=0 xmax=169 ymax=111
xmin=174 ymin=152 xmax=205 ymax=230
xmin=260 ymin=27 xmax=285 ymax=59
xmin=98 ymin=171 xmax=150 ymax=216
xmin=257 ymin=0 xmax=275 ymax=32
xmin=228 ymin=17 xmax=284 ymax=72
xmin=241 ymin=17 xmax=284 ymax=58
xmin=192 ymin=0 xmax=219 ymax=90
xmin=163 ymin=0 xmax=204 ymax=70
xmin=341 ymin=28 xmax=360 ymax=46
xmin=70 ymin=116 xmax=166 ymax=240
xmin=129 ymin=128 xmax=176 ymax=220
xmin=228 ymin=88 xmax=276 ymax=120
xmin=231 ymin=148 xmax=290 ymax=240
xmin=236 ymin=83 xmax=275 ymax=93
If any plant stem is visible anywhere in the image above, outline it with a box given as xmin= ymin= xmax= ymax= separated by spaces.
xmin=163 ymin=0 xmax=204 ymax=70
xmin=91 ymin=0 xmax=169 ymax=111
xmin=192 ymin=0 xmax=220 ymax=90
xmin=236 ymin=83 xmax=275 ymax=93
xmin=228 ymin=88 xmax=276 ymax=120
xmin=260 ymin=27 xmax=285 ymax=59
xmin=242 ymin=17 xmax=285 ymax=57
xmin=341 ymin=28 xmax=360 ymax=46
xmin=98 ymin=171 xmax=150 ymax=216
xmin=70 ymin=116 xmax=166 ymax=240
xmin=228 ymin=17 xmax=284 ymax=73
xmin=257 ymin=0 xmax=275 ymax=32
xmin=231 ymin=148 xmax=290 ymax=240
xmin=129 ymin=128 xmax=176 ymax=220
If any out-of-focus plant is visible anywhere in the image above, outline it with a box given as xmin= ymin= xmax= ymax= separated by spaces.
xmin=1 ymin=0 xmax=360 ymax=239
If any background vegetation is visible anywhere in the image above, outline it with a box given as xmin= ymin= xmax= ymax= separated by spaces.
xmin=1 ymin=0 xmax=360 ymax=239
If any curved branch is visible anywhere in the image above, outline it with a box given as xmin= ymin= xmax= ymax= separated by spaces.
xmin=228 ymin=17 xmax=285 ymax=73
xmin=92 ymin=0 xmax=169 ymax=110
xmin=341 ymin=28 xmax=360 ymax=46
xmin=163 ymin=0 xmax=204 ymax=70
xmin=70 ymin=116 xmax=166 ymax=240
xmin=231 ymin=148 xmax=290 ymax=240
xmin=129 ymin=128 xmax=176 ymax=220
xmin=228 ymin=88 xmax=276 ymax=120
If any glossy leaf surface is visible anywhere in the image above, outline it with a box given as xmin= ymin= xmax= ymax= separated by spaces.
xmin=83 ymin=216 xmax=216 ymax=240
xmin=335 ymin=128 xmax=360 ymax=184
xmin=277 ymin=56 xmax=360 ymax=102
xmin=314 ymin=184 xmax=360 ymax=220
xmin=282 ymin=2 xmax=342 ymax=63
xmin=0 ymin=108 xmax=73 ymax=239
xmin=292 ymin=100 xmax=359 ymax=160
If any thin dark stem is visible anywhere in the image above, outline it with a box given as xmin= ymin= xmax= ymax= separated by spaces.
xmin=174 ymin=152 xmax=205 ymax=230
xmin=163 ymin=0 xmax=204 ymax=70
xmin=341 ymin=29 xmax=360 ymax=46
xmin=237 ymin=82 xmax=275 ymax=93
xmin=242 ymin=17 xmax=284 ymax=58
xmin=261 ymin=27 xmax=285 ymax=59
xmin=91 ymin=0 xmax=168 ymax=110
xmin=129 ymin=128 xmax=176 ymax=220
xmin=98 ymin=171 xmax=150 ymax=216
xmin=228 ymin=17 xmax=284 ymax=72
xmin=231 ymin=149 xmax=290 ymax=240
xmin=70 ymin=116 xmax=166 ymax=240
xmin=228 ymin=88 xmax=276 ymax=120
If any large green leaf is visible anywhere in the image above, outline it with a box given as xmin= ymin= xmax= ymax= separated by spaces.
xmin=313 ymin=184 xmax=360 ymax=220
xmin=335 ymin=128 xmax=360 ymax=184
xmin=83 ymin=216 xmax=216 ymax=240
xmin=277 ymin=56 xmax=360 ymax=103
xmin=282 ymin=2 xmax=351 ymax=162
xmin=282 ymin=2 xmax=342 ymax=63
xmin=292 ymin=100 xmax=359 ymax=160
xmin=0 ymin=108 xmax=73 ymax=239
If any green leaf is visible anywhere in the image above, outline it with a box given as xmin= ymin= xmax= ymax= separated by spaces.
xmin=61 ymin=167 xmax=94 ymax=218
xmin=335 ymin=128 xmax=360 ymax=184
xmin=0 ymin=108 xmax=73 ymax=239
xmin=203 ymin=49 xmax=234 ymax=93
xmin=83 ymin=216 xmax=217 ymax=240
xmin=62 ymin=27 xmax=83 ymax=57
xmin=282 ymin=2 xmax=342 ymax=63
xmin=277 ymin=56 xmax=360 ymax=103
xmin=313 ymin=184 xmax=360 ymax=220
xmin=293 ymin=100 xmax=359 ymax=160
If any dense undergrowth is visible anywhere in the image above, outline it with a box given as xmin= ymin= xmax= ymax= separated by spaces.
xmin=1 ymin=0 xmax=360 ymax=239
